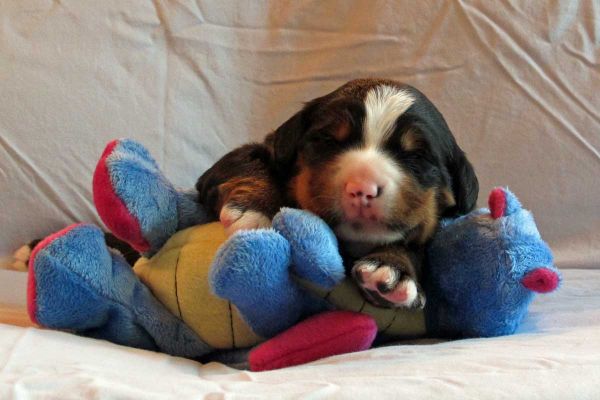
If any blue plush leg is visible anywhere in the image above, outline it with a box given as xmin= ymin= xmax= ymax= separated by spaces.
xmin=94 ymin=139 xmax=209 ymax=257
xmin=209 ymin=229 xmax=327 ymax=338
xmin=272 ymin=208 xmax=345 ymax=289
xmin=28 ymin=224 xmax=212 ymax=358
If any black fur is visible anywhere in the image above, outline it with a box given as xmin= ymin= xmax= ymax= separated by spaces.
xmin=196 ymin=78 xmax=479 ymax=309
xmin=104 ymin=232 xmax=141 ymax=266
xmin=261 ymin=80 xmax=478 ymax=218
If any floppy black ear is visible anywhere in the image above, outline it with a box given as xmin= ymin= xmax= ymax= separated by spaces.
xmin=264 ymin=110 xmax=307 ymax=170
xmin=265 ymin=98 xmax=323 ymax=171
xmin=446 ymin=149 xmax=479 ymax=216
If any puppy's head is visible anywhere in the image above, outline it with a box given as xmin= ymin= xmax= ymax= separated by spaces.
xmin=267 ymin=78 xmax=478 ymax=246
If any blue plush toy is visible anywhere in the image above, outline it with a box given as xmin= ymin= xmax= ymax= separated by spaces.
xmin=27 ymin=139 xmax=561 ymax=371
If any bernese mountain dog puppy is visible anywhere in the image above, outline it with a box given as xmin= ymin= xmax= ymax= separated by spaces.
xmin=14 ymin=78 xmax=477 ymax=310
xmin=197 ymin=78 xmax=479 ymax=309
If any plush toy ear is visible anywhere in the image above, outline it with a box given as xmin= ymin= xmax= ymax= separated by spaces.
xmin=488 ymin=187 xmax=522 ymax=219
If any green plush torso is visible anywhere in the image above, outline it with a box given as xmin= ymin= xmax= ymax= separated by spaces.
xmin=133 ymin=223 xmax=426 ymax=349
xmin=303 ymin=279 xmax=426 ymax=338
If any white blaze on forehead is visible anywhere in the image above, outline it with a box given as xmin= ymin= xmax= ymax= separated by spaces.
xmin=331 ymin=85 xmax=414 ymax=244
xmin=337 ymin=147 xmax=403 ymax=183
xmin=363 ymin=85 xmax=415 ymax=148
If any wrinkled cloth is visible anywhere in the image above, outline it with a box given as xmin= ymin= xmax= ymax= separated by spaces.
xmin=0 ymin=1 xmax=598 ymax=270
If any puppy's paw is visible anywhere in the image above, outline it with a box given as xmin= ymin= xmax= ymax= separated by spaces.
xmin=10 ymin=239 xmax=42 ymax=271
xmin=11 ymin=244 xmax=32 ymax=271
xmin=352 ymin=261 xmax=425 ymax=309
xmin=220 ymin=204 xmax=272 ymax=236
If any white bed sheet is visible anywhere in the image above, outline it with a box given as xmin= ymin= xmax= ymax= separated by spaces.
xmin=1 ymin=268 xmax=598 ymax=399
xmin=1 ymin=2 xmax=599 ymax=398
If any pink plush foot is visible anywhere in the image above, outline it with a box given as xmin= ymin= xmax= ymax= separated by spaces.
xmin=92 ymin=138 xmax=190 ymax=257
xmin=249 ymin=311 xmax=377 ymax=371
xmin=93 ymin=139 xmax=151 ymax=253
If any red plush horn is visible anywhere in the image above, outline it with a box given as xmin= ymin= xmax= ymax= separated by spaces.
xmin=488 ymin=188 xmax=507 ymax=219
xmin=521 ymin=268 xmax=560 ymax=293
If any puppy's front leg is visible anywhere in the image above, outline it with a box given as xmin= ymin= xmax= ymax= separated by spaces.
xmin=196 ymin=144 xmax=284 ymax=236
xmin=352 ymin=244 xmax=426 ymax=309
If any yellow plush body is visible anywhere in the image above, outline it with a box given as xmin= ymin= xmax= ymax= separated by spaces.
xmin=133 ymin=223 xmax=426 ymax=350
xmin=134 ymin=223 xmax=263 ymax=349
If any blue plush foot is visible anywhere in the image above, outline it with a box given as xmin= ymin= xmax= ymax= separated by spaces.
xmin=28 ymin=224 xmax=212 ymax=358
xmin=93 ymin=139 xmax=208 ymax=256
xmin=272 ymin=208 xmax=345 ymax=289
xmin=209 ymin=229 xmax=322 ymax=338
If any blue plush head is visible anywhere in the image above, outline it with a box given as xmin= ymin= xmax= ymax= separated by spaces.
xmin=426 ymin=188 xmax=561 ymax=338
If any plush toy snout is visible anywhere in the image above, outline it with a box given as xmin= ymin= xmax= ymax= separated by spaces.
xmin=521 ymin=267 xmax=560 ymax=293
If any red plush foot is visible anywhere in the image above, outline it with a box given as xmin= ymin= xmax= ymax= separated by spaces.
xmin=249 ymin=311 xmax=377 ymax=371
xmin=93 ymin=139 xmax=151 ymax=253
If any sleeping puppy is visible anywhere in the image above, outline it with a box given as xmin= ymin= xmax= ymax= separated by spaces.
xmin=196 ymin=78 xmax=479 ymax=310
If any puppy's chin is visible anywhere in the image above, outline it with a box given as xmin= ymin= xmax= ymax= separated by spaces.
xmin=334 ymin=220 xmax=405 ymax=245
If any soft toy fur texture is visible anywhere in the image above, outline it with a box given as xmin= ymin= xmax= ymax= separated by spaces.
xmin=196 ymin=78 xmax=481 ymax=310
xmin=426 ymin=188 xmax=557 ymax=337
xmin=209 ymin=209 xmax=346 ymax=338
xmin=93 ymin=139 xmax=207 ymax=256
xmin=28 ymin=224 xmax=211 ymax=358
xmin=210 ymin=191 xmax=561 ymax=341
xmin=27 ymin=139 xmax=561 ymax=370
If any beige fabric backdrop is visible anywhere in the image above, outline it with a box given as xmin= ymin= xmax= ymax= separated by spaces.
xmin=1 ymin=1 xmax=598 ymax=269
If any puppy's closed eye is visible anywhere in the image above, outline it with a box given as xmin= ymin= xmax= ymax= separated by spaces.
xmin=306 ymin=131 xmax=337 ymax=145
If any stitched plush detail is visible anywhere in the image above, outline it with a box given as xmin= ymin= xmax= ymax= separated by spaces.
xmin=212 ymin=209 xmax=427 ymax=340
xmin=489 ymin=186 xmax=522 ymax=219
xmin=249 ymin=311 xmax=377 ymax=371
xmin=134 ymin=223 xmax=263 ymax=349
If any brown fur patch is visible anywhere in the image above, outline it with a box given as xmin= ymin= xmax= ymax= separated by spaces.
xmin=439 ymin=188 xmax=456 ymax=210
xmin=389 ymin=178 xmax=440 ymax=244
xmin=288 ymin=159 xmax=341 ymax=225
xmin=332 ymin=120 xmax=351 ymax=141
xmin=218 ymin=176 xmax=282 ymax=218
xmin=290 ymin=165 xmax=312 ymax=211
xmin=400 ymin=129 xmax=423 ymax=152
